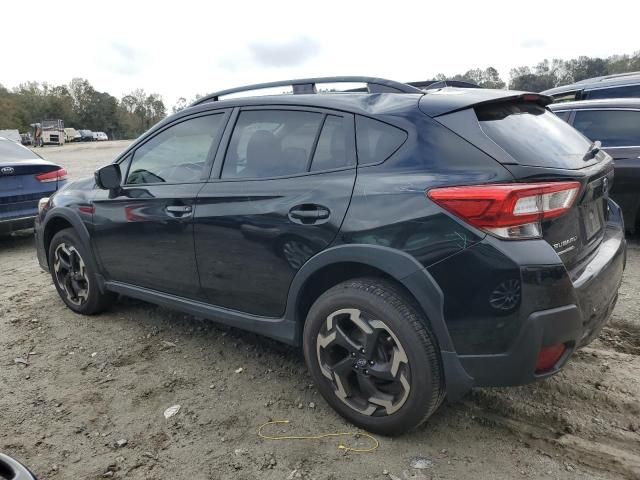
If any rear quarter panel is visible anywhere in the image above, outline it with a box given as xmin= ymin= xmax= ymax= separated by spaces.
xmin=337 ymin=112 xmax=514 ymax=267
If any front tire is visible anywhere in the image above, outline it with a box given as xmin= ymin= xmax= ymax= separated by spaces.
xmin=303 ymin=277 xmax=444 ymax=436
xmin=48 ymin=228 xmax=114 ymax=314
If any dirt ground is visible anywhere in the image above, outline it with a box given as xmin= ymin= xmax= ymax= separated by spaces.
xmin=1 ymin=141 xmax=639 ymax=479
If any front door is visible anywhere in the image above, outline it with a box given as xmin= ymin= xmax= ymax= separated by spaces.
xmin=92 ymin=112 xmax=229 ymax=299
xmin=194 ymin=107 xmax=357 ymax=316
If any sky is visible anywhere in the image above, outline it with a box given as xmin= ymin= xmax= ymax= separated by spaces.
xmin=1 ymin=0 xmax=638 ymax=109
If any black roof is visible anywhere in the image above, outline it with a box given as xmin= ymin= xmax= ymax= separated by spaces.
xmin=548 ymin=98 xmax=640 ymax=110
xmin=541 ymin=71 xmax=640 ymax=96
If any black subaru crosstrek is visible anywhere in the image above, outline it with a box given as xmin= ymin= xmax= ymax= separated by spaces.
xmin=34 ymin=77 xmax=626 ymax=435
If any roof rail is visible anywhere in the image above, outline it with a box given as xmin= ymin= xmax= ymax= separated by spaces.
xmin=191 ymin=76 xmax=423 ymax=106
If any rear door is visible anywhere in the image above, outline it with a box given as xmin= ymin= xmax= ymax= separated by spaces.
xmin=92 ymin=111 xmax=229 ymax=299
xmin=194 ymin=106 xmax=357 ymax=317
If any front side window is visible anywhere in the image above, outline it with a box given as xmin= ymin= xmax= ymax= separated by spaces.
xmin=126 ymin=114 xmax=225 ymax=185
xmin=573 ymin=110 xmax=640 ymax=147
xmin=584 ymin=84 xmax=640 ymax=100
xmin=222 ymin=110 xmax=323 ymax=179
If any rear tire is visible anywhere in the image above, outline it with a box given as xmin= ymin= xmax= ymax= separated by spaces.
xmin=48 ymin=228 xmax=114 ymax=315
xmin=303 ymin=277 xmax=444 ymax=436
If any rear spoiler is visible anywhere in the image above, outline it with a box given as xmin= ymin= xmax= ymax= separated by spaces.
xmin=419 ymin=89 xmax=554 ymax=117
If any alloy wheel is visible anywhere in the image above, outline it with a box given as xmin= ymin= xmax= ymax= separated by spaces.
xmin=53 ymin=243 xmax=90 ymax=306
xmin=316 ymin=308 xmax=411 ymax=416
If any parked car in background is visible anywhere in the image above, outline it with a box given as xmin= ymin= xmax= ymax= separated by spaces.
xmin=542 ymin=72 xmax=640 ymax=103
xmin=64 ymin=128 xmax=82 ymax=143
xmin=20 ymin=132 xmax=33 ymax=145
xmin=549 ymin=98 xmax=640 ymax=234
xmin=35 ymin=76 xmax=625 ymax=435
xmin=0 ymin=136 xmax=67 ymax=234
xmin=78 ymin=129 xmax=94 ymax=141
xmin=93 ymin=131 xmax=108 ymax=141
xmin=0 ymin=129 xmax=22 ymax=143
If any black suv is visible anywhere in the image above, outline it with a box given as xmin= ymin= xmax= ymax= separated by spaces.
xmin=35 ymin=77 xmax=626 ymax=435
xmin=549 ymin=98 xmax=640 ymax=234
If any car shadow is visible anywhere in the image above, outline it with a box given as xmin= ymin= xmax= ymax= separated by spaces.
xmin=0 ymin=229 xmax=35 ymax=249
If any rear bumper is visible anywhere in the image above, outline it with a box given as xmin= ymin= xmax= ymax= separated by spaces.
xmin=448 ymin=199 xmax=626 ymax=388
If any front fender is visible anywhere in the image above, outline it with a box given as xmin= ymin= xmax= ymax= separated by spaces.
xmin=39 ymin=207 xmax=108 ymax=293
xmin=41 ymin=207 xmax=92 ymax=253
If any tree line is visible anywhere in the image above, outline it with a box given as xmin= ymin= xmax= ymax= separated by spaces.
xmin=1 ymin=51 xmax=638 ymax=139
xmin=0 ymin=78 xmax=166 ymax=139
xmin=432 ymin=51 xmax=640 ymax=92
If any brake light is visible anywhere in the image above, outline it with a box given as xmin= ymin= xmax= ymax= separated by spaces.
xmin=427 ymin=182 xmax=580 ymax=239
xmin=35 ymin=168 xmax=68 ymax=183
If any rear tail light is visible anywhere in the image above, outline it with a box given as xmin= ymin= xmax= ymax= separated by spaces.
xmin=535 ymin=343 xmax=567 ymax=373
xmin=427 ymin=182 xmax=580 ymax=239
xmin=35 ymin=168 xmax=68 ymax=183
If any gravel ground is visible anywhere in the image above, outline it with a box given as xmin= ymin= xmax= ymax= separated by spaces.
xmin=1 ymin=141 xmax=639 ymax=479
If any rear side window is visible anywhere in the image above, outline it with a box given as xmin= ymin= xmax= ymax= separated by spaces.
xmin=476 ymin=102 xmax=593 ymax=169
xmin=310 ymin=115 xmax=354 ymax=171
xmin=584 ymin=84 xmax=640 ymax=100
xmin=222 ymin=110 xmax=323 ymax=179
xmin=573 ymin=110 xmax=640 ymax=147
xmin=355 ymin=116 xmax=407 ymax=165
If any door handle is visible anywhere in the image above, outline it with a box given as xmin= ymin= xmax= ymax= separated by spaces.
xmin=165 ymin=205 xmax=193 ymax=217
xmin=288 ymin=205 xmax=330 ymax=224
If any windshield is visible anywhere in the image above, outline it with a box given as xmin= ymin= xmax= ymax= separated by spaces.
xmin=476 ymin=102 xmax=597 ymax=169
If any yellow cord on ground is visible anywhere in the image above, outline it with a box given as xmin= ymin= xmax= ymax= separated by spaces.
xmin=257 ymin=420 xmax=379 ymax=453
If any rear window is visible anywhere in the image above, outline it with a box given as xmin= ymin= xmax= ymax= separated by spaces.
xmin=584 ymin=84 xmax=640 ymax=100
xmin=573 ymin=110 xmax=640 ymax=147
xmin=0 ymin=139 xmax=38 ymax=160
xmin=551 ymin=91 xmax=580 ymax=103
xmin=476 ymin=102 xmax=595 ymax=169
xmin=355 ymin=116 xmax=407 ymax=165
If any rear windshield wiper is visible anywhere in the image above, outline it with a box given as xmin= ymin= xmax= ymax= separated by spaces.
xmin=583 ymin=140 xmax=601 ymax=161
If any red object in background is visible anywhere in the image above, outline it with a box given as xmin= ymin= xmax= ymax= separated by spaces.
xmin=35 ymin=167 xmax=68 ymax=183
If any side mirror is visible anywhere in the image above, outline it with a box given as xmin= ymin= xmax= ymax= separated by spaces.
xmin=95 ymin=164 xmax=122 ymax=190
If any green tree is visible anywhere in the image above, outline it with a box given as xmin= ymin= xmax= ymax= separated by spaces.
xmin=432 ymin=67 xmax=506 ymax=89
xmin=119 ymin=89 xmax=167 ymax=138
xmin=509 ymin=51 xmax=640 ymax=91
